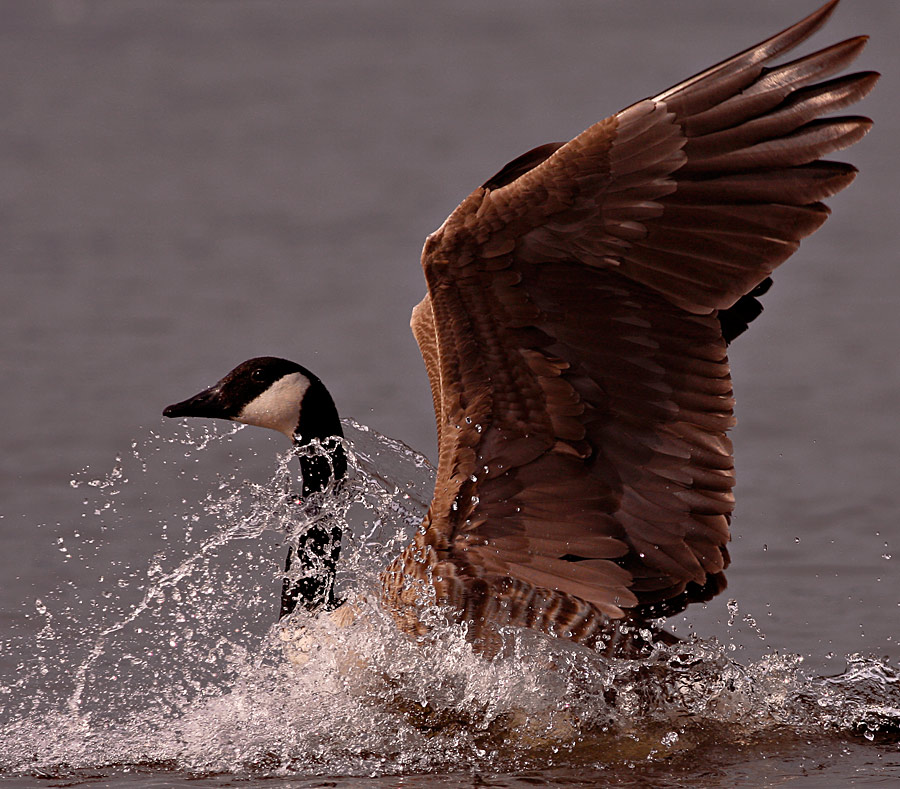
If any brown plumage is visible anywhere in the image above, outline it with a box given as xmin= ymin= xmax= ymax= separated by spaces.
xmin=162 ymin=1 xmax=877 ymax=658
xmin=380 ymin=0 xmax=877 ymax=654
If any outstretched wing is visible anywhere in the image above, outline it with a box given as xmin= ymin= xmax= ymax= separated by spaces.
xmin=403 ymin=1 xmax=876 ymax=635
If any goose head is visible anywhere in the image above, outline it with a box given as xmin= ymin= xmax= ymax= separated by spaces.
xmin=163 ymin=356 xmax=342 ymax=445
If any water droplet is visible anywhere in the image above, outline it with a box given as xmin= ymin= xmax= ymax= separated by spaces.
xmin=661 ymin=731 xmax=679 ymax=747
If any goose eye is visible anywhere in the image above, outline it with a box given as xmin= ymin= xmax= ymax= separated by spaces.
xmin=251 ymin=369 xmax=266 ymax=383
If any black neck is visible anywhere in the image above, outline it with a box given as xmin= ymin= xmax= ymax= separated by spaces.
xmin=279 ymin=410 xmax=346 ymax=619
xmin=297 ymin=439 xmax=347 ymax=498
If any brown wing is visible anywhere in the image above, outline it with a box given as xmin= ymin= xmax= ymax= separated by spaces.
xmin=393 ymin=1 xmax=877 ymax=642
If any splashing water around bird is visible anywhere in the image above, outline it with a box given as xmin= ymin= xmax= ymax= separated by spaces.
xmin=0 ymin=423 xmax=897 ymax=784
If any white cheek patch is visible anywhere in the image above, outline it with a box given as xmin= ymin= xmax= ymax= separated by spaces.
xmin=235 ymin=372 xmax=311 ymax=438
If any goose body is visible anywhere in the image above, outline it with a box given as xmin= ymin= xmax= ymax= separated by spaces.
xmin=164 ymin=1 xmax=876 ymax=656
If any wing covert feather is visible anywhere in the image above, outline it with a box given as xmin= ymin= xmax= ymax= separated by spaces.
xmin=410 ymin=296 xmax=443 ymax=449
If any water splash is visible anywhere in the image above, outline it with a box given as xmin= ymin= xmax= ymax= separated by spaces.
xmin=0 ymin=422 xmax=897 ymax=781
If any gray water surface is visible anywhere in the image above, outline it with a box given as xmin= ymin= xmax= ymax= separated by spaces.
xmin=2 ymin=1 xmax=899 ymax=785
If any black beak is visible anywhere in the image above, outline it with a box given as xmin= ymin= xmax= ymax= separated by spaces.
xmin=163 ymin=386 xmax=228 ymax=420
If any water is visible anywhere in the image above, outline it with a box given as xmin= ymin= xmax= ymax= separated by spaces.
xmin=1 ymin=426 xmax=898 ymax=786
xmin=3 ymin=0 xmax=899 ymax=785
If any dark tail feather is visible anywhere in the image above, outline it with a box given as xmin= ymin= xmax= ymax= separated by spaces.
xmin=718 ymin=277 xmax=774 ymax=344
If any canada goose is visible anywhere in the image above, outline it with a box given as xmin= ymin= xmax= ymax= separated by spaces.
xmin=163 ymin=1 xmax=876 ymax=656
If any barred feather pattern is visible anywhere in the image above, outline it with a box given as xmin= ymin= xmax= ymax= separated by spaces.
xmin=389 ymin=0 xmax=876 ymax=654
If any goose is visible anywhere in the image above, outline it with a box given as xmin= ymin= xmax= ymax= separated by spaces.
xmin=163 ymin=0 xmax=877 ymax=657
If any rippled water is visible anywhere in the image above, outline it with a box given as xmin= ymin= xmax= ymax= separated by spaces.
xmin=1 ymin=425 xmax=898 ymax=787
